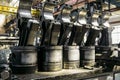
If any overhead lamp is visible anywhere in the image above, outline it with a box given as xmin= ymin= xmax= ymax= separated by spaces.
xmin=78 ymin=8 xmax=87 ymax=25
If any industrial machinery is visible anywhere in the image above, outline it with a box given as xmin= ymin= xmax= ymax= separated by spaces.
xmin=0 ymin=49 xmax=11 ymax=80
xmin=0 ymin=0 xmax=120 ymax=80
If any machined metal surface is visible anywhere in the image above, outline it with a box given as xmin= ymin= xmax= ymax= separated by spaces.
xmin=80 ymin=46 xmax=95 ymax=68
xmin=61 ymin=5 xmax=72 ymax=23
xmin=0 ymin=1 xmax=117 ymax=80
xmin=37 ymin=46 xmax=62 ymax=71
xmin=19 ymin=0 xmax=32 ymax=10
xmin=42 ymin=2 xmax=56 ymax=20
xmin=91 ymin=11 xmax=101 ymax=27
xmin=85 ymin=28 xmax=101 ymax=46
xmin=18 ymin=0 xmax=33 ymax=18
xmin=58 ymin=24 xmax=73 ymax=45
xmin=98 ymin=27 xmax=112 ymax=46
xmin=74 ymin=25 xmax=90 ymax=46
xmin=17 ymin=0 xmax=33 ymax=46
xmin=63 ymin=46 xmax=80 ymax=69
xmin=10 ymin=46 xmax=37 ymax=74
xmin=50 ymin=22 xmax=61 ymax=45
xmin=26 ymin=19 xmax=40 ymax=46
xmin=78 ymin=8 xmax=87 ymax=25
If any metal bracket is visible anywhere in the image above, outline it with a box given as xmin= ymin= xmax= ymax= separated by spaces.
xmin=74 ymin=25 xmax=90 ymax=46
xmin=78 ymin=8 xmax=87 ymax=25
xmin=42 ymin=2 xmax=56 ymax=21
xmin=17 ymin=0 xmax=33 ymax=46
xmin=85 ymin=28 xmax=101 ymax=46
xmin=58 ymin=24 xmax=73 ymax=45
xmin=60 ymin=4 xmax=72 ymax=23
xmin=50 ymin=21 xmax=61 ymax=45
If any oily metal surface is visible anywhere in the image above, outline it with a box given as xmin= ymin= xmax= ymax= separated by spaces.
xmin=10 ymin=46 xmax=37 ymax=74
xmin=85 ymin=28 xmax=101 ymax=46
xmin=58 ymin=24 xmax=73 ymax=45
xmin=42 ymin=22 xmax=54 ymax=45
xmin=74 ymin=25 xmax=90 ymax=45
xmin=11 ymin=46 xmax=37 ymax=65
xmin=42 ymin=2 xmax=55 ymax=20
xmin=61 ymin=8 xmax=71 ymax=23
xmin=78 ymin=9 xmax=87 ymax=25
xmin=63 ymin=46 xmax=80 ymax=69
xmin=26 ymin=19 xmax=40 ymax=46
xmin=19 ymin=0 xmax=32 ymax=10
xmin=38 ymin=46 xmax=62 ymax=71
xmin=80 ymin=46 xmax=95 ymax=67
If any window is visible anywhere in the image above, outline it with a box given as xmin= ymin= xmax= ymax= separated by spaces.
xmin=112 ymin=26 xmax=120 ymax=44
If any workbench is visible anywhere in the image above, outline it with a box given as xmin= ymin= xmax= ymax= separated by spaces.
xmin=15 ymin=68 xmax=105 ymax=80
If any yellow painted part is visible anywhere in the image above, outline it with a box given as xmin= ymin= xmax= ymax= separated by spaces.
xmin=0 ymin=5 xmax=40 ymax=16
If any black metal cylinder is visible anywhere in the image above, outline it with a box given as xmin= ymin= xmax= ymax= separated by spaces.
xmin=63 ymin=46 xmax=80 ymax=69
xmin=10 ymin=46 xmax=37 ymax=74
xmin=80 ymin=46 xmax=95 ymax=67
xmin=37 ymin=46 xmax=62 ymax=72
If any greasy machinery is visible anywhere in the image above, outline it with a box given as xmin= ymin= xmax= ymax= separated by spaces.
xmin=0 ymin=0 xmax=120 ymax=79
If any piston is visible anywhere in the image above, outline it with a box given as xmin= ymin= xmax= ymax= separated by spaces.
xmin=80 ymin=46 xmax=95 ymax=69
xmin=63 ymin=46 xmax=80 ymax=69
xmin=10 ymin=46 xmax=37 ymax=74
xmin=37 ymin=46 xmax=62 ymax=72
